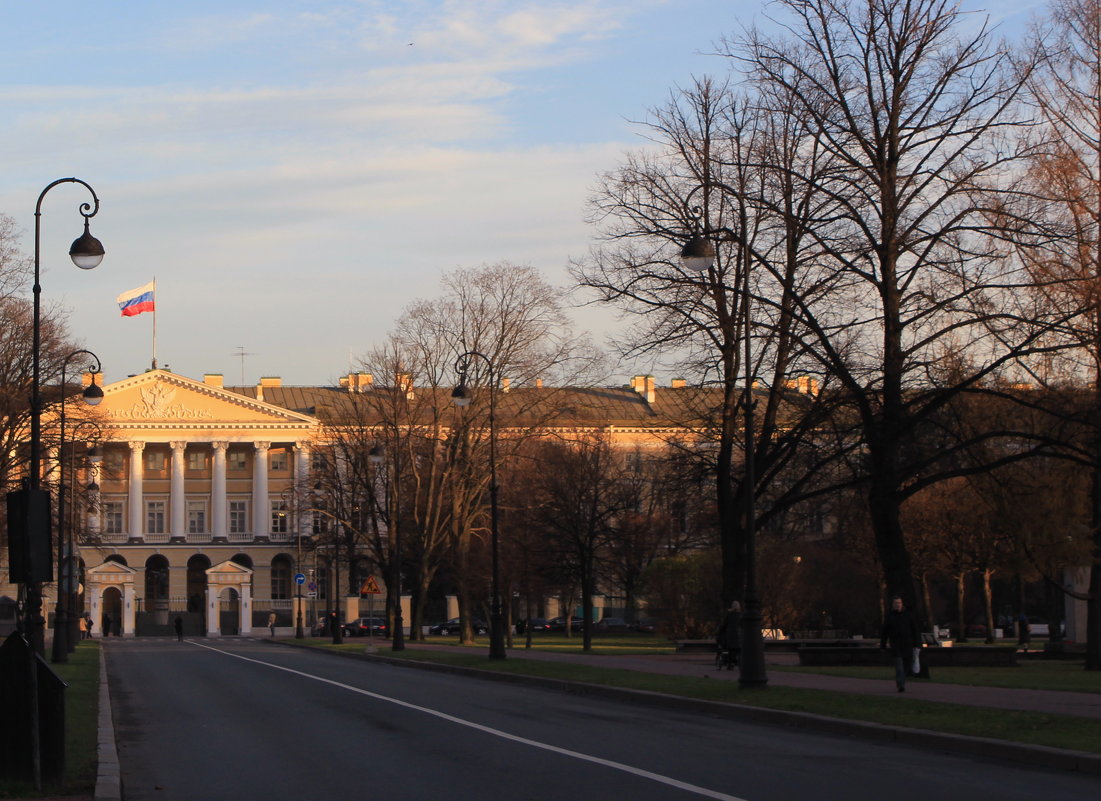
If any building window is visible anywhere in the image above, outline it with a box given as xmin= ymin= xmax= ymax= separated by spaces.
xmin=103 ymin=501 xmax=124 ymax=535
xmin=145 ymin=451 xmax=166 ymax=473
xmin=271 ymin=501 xmax=288 ymax=534
xmin=270 ymin=450 xmax=288 ymax=472
xmin=146 ymin=500 xmax=166 ymax=535
xmin=271 ymin=558 xmax=291 ymax=600
xmin=104 ymin=450 xmax=124 ymax=477
xmin=311 ymin=511 xmax=329 ymax=536
xmin=187 ymin=451 xmax=207 ymax=471
xmin=228 ymin=451 xmax=248 ymax=471
xmin=229 ymin=500 xmax=249 ymax=534
xmin=188 ymin=501 xmax=207 ymax=534
xmin=311 ymin=451 xmax=328 ymax=472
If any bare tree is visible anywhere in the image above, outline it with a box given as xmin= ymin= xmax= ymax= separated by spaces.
xmin=1013 ymin=0 xmax=1101 ymax=668
xmin=725 ymin=0 xmax=1057 ymax=622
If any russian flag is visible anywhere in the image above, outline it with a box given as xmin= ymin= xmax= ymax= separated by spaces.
xmin=117 ymin=281 xmax=155 ymax=317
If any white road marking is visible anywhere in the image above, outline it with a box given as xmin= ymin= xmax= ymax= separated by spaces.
xmin=189 ymin=640 xmax=748 ymax=801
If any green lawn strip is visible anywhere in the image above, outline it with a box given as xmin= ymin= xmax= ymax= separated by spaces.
xmin=776 ymin=662 xmax=1101 ymax=694
xmin=347 ymin=647 xmax=1101 ymax=755
xmin=0 ymin=639 xmax=99 ymax=799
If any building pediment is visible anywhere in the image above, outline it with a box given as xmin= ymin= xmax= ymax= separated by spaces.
xmin=96 ymin=370 xmax=316 ymax=430
xmin=87 ymin=561 xmax=138 ymax=582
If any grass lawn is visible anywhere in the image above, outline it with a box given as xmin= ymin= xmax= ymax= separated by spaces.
xmin=288 ymin=638 xmax=1101 ymax=756
xmin=777 ymin=660 xmax=1101 ymax=694
xmin=0 ymin=639 xmax=99 ymax=799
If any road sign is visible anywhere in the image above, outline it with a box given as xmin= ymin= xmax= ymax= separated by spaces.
xmin=360 ymin=576 xmax=381 ymax=595
xmin=306 ymin=591 xmax=317 ymax=598
xmin=308 ymin=582 xmax=316 ymax=592
xmin=294 ymin=573 xmax=306 ymax=585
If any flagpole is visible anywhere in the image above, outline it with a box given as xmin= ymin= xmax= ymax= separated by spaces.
xmin=151 ymin=277 xmax=157 ymax=370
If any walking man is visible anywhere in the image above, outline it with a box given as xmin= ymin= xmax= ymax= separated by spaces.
xmin=880 ymin=596 xmax=919 ymax=692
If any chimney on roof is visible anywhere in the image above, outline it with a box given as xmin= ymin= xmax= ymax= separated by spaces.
xmin=396 ymin=372 xmax=414 ymax=399
xmin=340 ymin=372 xmax=373 ymax=393
xmin=260 ymin=376 xmax=282 ymax=387
xmin=670 ymin=378 xmax=686 ymax=389
xmin=631 ymin=374 xmax=656 ymax=404
xmin=501 ymin=377 xmax=510 ymax=393
xmin=204 ymin=374 xmax=224 ymax=388
xmin=535 ymin=378 xmax=544 ymax=389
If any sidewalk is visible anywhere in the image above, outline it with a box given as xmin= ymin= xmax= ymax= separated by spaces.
xmin=403 ymin=642 xmax=1101 ymax=720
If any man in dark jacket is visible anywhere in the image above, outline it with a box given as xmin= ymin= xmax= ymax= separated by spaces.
xmin=716 ymin=602 xmax=742 ymax=669
xmin=880 ymin=596 xmax=919 ymax=692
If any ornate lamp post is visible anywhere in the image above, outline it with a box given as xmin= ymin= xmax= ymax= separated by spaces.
xmin=679 ymin=195 xmax=767 ymax=688
xmin=280 ymin=487 xmax=307 ymax=639
xmin=369 ymin=445 xmax=404 ymax=651
xmin=452 ymin=350 xmax=506 ymax=660
xmin=17 ymin=179 xmax=103 ymax=654
xmin=66 ymin=424 xmax=101 ymax=653
xmin=51 ymin=351 xmax=103 ymax=663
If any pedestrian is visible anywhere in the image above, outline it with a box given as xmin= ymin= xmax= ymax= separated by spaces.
xmin=1016 ymin=613 xmax=1031 ymax=651
xmin=268 ymin=611 xmax=277 ymax=637
xmin=79 ymin=614 xmax=88 ymax=640
xmin=102 ymin=613 xmax=112 ymax=638
xmin=716 ymin=601 xmax=742 ymax=669
xmin=174 ymin=615 xmax=184 ymax=642
xmin=85 ymin=614 xmax=94 ymax=639
xmin=880 ymin=596 xmax=919 ymax=692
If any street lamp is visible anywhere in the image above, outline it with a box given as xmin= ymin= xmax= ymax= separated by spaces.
xmin=369 ymin=445 xmax=404 ymax=651
xmin=679 ymin=197 xmax=767 ymax=688
xmin=13 ymin=179 xmax=103 ymax=659
xmin=452 ymin=350 xmax=506 ymax=660
xmin=51 ymin=350 xmax=103 ymax=663
xmin=280 ymin=488 xmax=306 ymax=639
xmin=65 ymin=422 xmax=102 ymax=654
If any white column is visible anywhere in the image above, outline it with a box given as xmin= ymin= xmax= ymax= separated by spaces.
xmin=89 ymin=584 xmax=102 ymax=638
xmin=206 ymin=585 xmax=221 ymax=637
xmin=293 ymin=441 xmax=311 ymax=539
xmin=240 ymin=583 xmax=253 ymax=635
xmin=253 ymin=442 xmax=270 ymax=540
xmin=128 ymin=442 xmax=145 ymax=542
xmin=170 ymin=441 xmax=187 ymax=542
xmin=122 ymin=583 xmax=136 ymax=637
xmin=212 ymin=442 xmax=228 ymax=542
xmin=87 ymin=459 xmax=102 ymax=538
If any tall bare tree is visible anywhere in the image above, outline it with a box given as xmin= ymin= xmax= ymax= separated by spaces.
xmin=1015 ymin=0 xmax=1101 ymax=668
xmin=727 ymin=0 xmax=1054 ymax=621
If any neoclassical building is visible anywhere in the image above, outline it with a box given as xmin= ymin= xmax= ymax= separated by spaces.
xmin=25 ymin=368 xmax=707 ymax=638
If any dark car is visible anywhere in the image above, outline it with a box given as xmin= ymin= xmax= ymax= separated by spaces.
xmin=516 ymin=617 xmax=549 ymax=634
xmin=632 ymin=618 xmax=657 ymax=633
xmin=546 ymin=616 xmax=586 ymax=632
xmin=343 ymin=617 xmax=389 ymax=637
xmin=594 ymin=616 xmax=629 ymax=632
xmin=429 ymin=617 xmax=488 ymax=636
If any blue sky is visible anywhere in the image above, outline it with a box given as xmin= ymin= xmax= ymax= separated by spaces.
xmin=0 ymin=1 xmax=1042 ymax=386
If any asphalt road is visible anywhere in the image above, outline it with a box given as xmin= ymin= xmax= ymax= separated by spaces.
xmin=105 ymin=638 xmax=1099 ymax=801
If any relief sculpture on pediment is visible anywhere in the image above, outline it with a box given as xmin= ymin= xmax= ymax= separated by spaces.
xmin=103 ymin=382 xmax=214 ymax=420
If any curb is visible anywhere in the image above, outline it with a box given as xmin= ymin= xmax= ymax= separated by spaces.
xmin=292 ymin=644 xmax=1101 ymax=777
xmin=94 ymin=645 xmax=121 ymax=801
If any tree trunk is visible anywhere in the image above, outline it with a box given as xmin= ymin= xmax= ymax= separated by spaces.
xmin=956 ymin=573 xmax=968 ymax=643
xmin=982 ymin=568 xmax=995 ymax=644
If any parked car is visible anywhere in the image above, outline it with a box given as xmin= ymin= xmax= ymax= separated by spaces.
xmin=594 ymin=617 xmax=629 ymax=632
xmin=632 ymin=618 xmax=657 ymax=633
xmin=429 ymin=617 xmax=488 ymax=636
xmin=546 ymin=616 xmax=586 ymax=632
xmin=516 ymin=617 xmax=549 ymax=634
xmin=343 ymin=617 xmax=388 ymax=637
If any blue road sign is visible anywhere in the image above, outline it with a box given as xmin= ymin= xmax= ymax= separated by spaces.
xmin=294 ymin=573 xmax=306 ymax=585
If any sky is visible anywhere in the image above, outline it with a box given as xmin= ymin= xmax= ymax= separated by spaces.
xmin=0 ymin=0 xmax=1043 ymax=387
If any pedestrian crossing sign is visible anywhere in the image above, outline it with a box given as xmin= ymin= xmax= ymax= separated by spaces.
xmin=360 ymin=576 xmax=381 ymax=595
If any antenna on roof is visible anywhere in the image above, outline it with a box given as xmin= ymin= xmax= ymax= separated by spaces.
xmin=233 ymin=346 xmax=255 ymax=385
